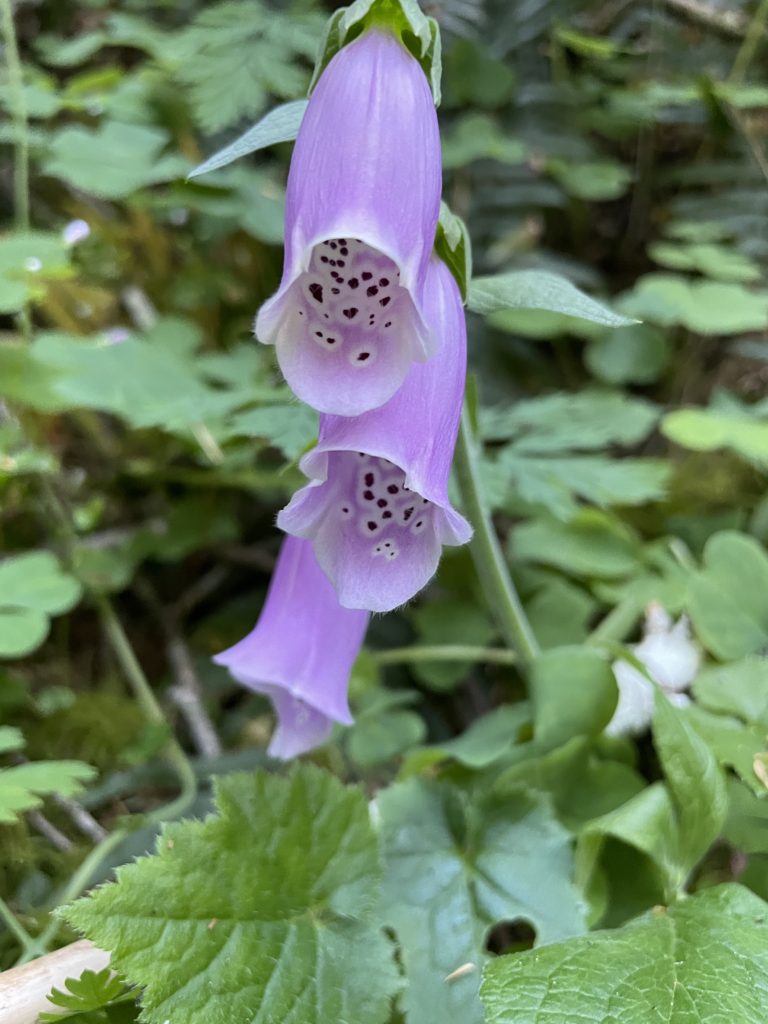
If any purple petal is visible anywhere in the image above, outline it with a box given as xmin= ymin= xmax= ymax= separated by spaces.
xmin=256 ymin=29 xmax=441 ymax=415
xmin=277 ymin=258 xmax=472 ymax=613
xmin=214 ymin=536 xmax=369 ymax=757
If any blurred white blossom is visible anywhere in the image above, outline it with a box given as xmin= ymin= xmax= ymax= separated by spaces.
xmin=606 ymin=603 xmax=700 ymax=738
xmin=62 ymin=219 xmax=91 ymax=246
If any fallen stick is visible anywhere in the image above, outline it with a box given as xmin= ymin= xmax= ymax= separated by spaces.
xmin=0 ymin=941 xmax=110 ymax=1024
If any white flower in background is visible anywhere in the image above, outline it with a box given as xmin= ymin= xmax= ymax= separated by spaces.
xmin=606 ymin=603 xmax=701 ymax=738
xmin=62 ymin=219 xmax=91 ymax=246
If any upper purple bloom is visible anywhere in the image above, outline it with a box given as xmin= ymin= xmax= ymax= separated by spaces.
xmin=255 ymin=29 xmax=442 ymax=416
xmin=214 ymin=536 xmax=369 ymax=759
xmin=278 ymin=257 xmax=472 ymax=612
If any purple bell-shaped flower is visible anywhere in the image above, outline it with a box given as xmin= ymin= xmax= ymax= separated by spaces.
xmin=214 ymin=536 xmax=369 ymax=758
xmin=255 ymin=29 xmax=442 ymax=416
xmin=278 ymin=257 xmax=471 ymax=612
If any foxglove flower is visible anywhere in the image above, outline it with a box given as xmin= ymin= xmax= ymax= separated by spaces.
xmin=606 ymin=603 xmax=701 ymax=738
xmin=214 ymin=536 xmax=369 ymax=759
xmin=256 ymin=29 xmax=442 ymax=416
xmin=278 ymin=257 xmax=471 ymax=612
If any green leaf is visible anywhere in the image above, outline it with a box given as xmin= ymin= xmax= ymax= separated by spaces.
xmin=40 ymin=967 xmax=129 ymax=1021
xmin=187 ymin=100 xmax=308 ymax=179
xmin=529 ymin=648 xmax=617 ymax=749
xmin=585 ymin=323 xmax=670 ymax=385
xmin=0 ymin=551 xmax=82 ymax=658
xmin=410 ymin=599 xmax=496 ymax=691
xmin=64 ymin=766 xmax=398 ymax=1024
xmin=435 ymin=203 xmax=472 ymax=300
xmin=549 ymin=159 xmax=632 ymax=201
xmin=379 ymin=779 xmax=585 ymax=1024
xmin=174 ymin=0 xmax=322 ymax=133
xmin=481 ymin=390 xmax=659 ymax=450
xmin=510 ymin=510 xmax=642 ymax=580
xmin=441 ymin=114 xmax=527 ymax=169
xmin=687 ymin=531 xmax=768 ymax=660
xmin=0 ymin=230 xmax=71 ymax=313
xmin=620 ymin=273 xmax=768 ymax=334
xmin=693 ymin=658 xmax=768 ymax=726
xmin=481 ymin=884 xmax=768 ymax=1024
xmin=468 ymin=271 xmax=634 ymax=327
xmin=44 ymin=122 xmax=188 ymax=199
xmin=683 ymin=705 xmax=768 ymax=797
xmin=649 ymin=241 xmax=762 ymax=283
xmin=653 ymin=691 xmax=728 ymax=876
xmin=663 ymin=409 xmax=768 ymax=467
xmin=0 ymin=729 xmax=95 ymax=825
xmin=224 ymin=403 xmax=318 ymax=460
xmin=420 ymin=704 xmax=532 ymax=769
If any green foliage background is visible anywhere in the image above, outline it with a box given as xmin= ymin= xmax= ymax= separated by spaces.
xmin=2 ymin=0 xmax=768 ymax=1021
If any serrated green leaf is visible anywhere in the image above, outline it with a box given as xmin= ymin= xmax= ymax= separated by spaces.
xmin=510 ymin=511 xmax=642 ymax=580
xmin=41 ymin=967 xmax=129 ymax=1020
xmin=188 ymin=100 xmax=308 ymax=179
xmin=481 ymin=884 xmax=768 ymax=1024
xmin=379 ymin=779 xmax=585 ymax=1024
xmin=64 ymin=766 xmax=398 ymax=1024
xmin=174 ymin=1 xmax=322 ymax=133
xmin=468 ymin=271 xmax=634 ymax=326
xmin=653 ymin=691 xmax=728 ymax=877
xmin=683 ymin=705 xmax=768 ymax=797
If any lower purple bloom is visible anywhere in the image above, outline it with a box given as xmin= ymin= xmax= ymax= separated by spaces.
xmin=278 ymin=257 xmax=472 ymax=612
xmin=214 ymin=536 xmax=369 ymax=759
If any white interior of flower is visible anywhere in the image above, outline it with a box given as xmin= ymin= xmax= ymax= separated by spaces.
xmin=297 ymin=239 xmax=405 ymax=367
xmin=337 ymin=453 xmax=434 ymax=561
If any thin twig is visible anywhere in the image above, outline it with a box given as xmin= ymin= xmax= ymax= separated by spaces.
xmin=373 ymin=644 xmax=518 ymax=666
xmin=660 ymin=0 xmax=748 ymax=37
xmin=27 ymin=812 xmax=73 ymax=853
xmin=52 ymin=794 xmax=108 ymax=843
xmin=134 ymin=576 xmax=222 ymax=758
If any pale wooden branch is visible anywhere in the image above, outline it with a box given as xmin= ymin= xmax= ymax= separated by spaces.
xmin=0 ymin=941 xmax=110 ymax=1024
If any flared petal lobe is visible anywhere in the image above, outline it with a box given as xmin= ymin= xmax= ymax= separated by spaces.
xmin=214 ymin=536 xmax=369 ymax=758
xmin=278 ymin=258 xmax=472 ymax=612
xmin=256 ymin=29 xmax=442 ymax=416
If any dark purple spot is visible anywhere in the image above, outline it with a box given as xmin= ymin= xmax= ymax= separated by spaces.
xmin=329 ymin=259 xmax=337 ymax=267
xmin=379 ymin=278 xmax=389 ymax=286
xmin=364 ymin=472 xmax=374 ymax=486
xmin=348 ymin=277 xmax=359 ymax=289
xmin=340 ymin=247 xmax=349 ymax=256
xmin=362 ymin=272 xmax=373 ymax=281
xmin=325 ymin=336 xmax=337 ymax=345
xmin=379 ymin=296 xmax=390 ymax=307
xmin=387 ymin=484 xmax=399 ymax=494
xmin=315 ymin=330 xmax=323 ymax=338
xmin=343 ymin=308 xmax=358 ymax=319
xmin=342 ymin=506 xmax=349 ymax=513
xmin=367 ymin=521 xmax=377 ymax=531
xmin=338 ymin=238 xmax=347 ymax=245
xmin=414 ymin=520 xmax=424 ymax=528
xmin=384 ymin=321 xmax=392 ymax=328
xmin=366 ymin=285 xmax=379 ymax=297
xmin=331 ymin=287 xmax=340 ymax=295
xmin=337 ymin=260 xmax=345 ymax=267
xmin=320 ymin=256 xmax=329 ymax=263
xmin=309 ymin=283 xmax=323 ymax=303
xmin=403 ymin=507 xmax=414 ymax=521
xmin=364 ymin=490 xmax=374 ymax=500
xmin=377 ymin=499 xmax=387 ymax=508
xmin=382 ymin=511 xmax=393 ymax=520
xmin=330 ymin=242 xmax=338 ymax=250
xmin=357 ymin=352 xmax=370 ymax=361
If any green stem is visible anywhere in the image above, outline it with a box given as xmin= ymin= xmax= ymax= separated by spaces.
xmin=588 ymin=594 xmax=641 ymax=647
xmin=730 ymin=0 xmax=768 ymax=82
xmin=453 ymin=405 xmax=540 ymax=662
xmin=0 ymin=895 xmax=36 ymax=956
xmin=0 ymin=0 xmax=29 ymax=231
xmin=373 ymin=644 xmax=518 ymax=666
